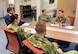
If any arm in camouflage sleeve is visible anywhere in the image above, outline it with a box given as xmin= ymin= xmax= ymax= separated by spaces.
xmin=65 ymin=17 xmax=70 ymax=26
xmin=62 ymin=17 xmax=70 ymax=26
xmin=17 ymin=28 xmax=31 ymax=40
xmin=38 ymin=16 xmax=41 ymax=21
xmin=47 ymin=16 xmax=51 ymax=22
xmin=53 ymin=17 xmax=59 ymax=23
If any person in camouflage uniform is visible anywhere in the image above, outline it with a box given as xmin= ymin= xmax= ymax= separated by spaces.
xmin=27 ymin=21 xmax=78 ymax=54
xmin=38 ymin=9 xmax=51 ymax=22
xmin=7 ymin=14 xmax=78 ymax=54
xmin=7 ymin=14 xmax=31 ymax=40
xmin=7 ymin=14 xmax=20 ymax=32
xmin=54 ymin=10 xmax=70 ymax=26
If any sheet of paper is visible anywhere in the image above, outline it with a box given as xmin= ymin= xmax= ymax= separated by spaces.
xmin=22 ymin=23 xmax=30 ymax=26
xmin=50 ymin=24 xmax=59 ymax=26
xmin=64 ymin=26 xmax=74 ymax=29
xmin=24 ymin=27 xmax=36 ymax=34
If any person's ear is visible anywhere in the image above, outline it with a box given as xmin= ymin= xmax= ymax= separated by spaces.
xmin=14 ymin=19 xmax=17 ymax=22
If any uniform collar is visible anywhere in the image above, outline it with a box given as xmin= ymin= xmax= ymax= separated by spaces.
xmin=8 ymin=13 xmax=12 ymax=16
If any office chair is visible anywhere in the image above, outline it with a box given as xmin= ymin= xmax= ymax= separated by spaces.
xmin=68 ymin=16 xmax=75 ymax=26
xmin=22 ymin=40 xmax=45 ymax=54
xmin=0 ymin=27 xmax=22 ymax=54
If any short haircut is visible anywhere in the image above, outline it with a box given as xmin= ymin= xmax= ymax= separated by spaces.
xmin=42 ymin=9 xmax=46 ymax=13
xmin=35 ymin=21 xmax=46 ymax=34
xmin=10 ymin=14 xmax=18 ymax=23
xmin=58 ymin=10 xmax=64 ymax=13
xmin=7 ymin=7 xmax=13 ymax=12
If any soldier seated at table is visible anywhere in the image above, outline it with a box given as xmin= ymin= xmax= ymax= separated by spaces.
xmin=26 ymin=21 xmax=78 ymax=54
xmin=38 ymin=9 xmax=51 ymax=22
xmin=7 ymin=14 xmax=78 ymax=54
xmin=7 ymin=14 xmax=34 ymax=54
xmin=7 ymin=14 xmax=32 ymax=39
xmin=53 ymin=10 xmax=71 ymax=50
xmin=54 ymin=10 xmax=70 ymax=26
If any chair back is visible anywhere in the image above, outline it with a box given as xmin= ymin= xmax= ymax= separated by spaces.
xmin=1 ymin=27 xmax=21 ymax=53
xmin=22 ymin=40 xmax=45 ymax=54
xmin=68 ymin=16 xmax=75 ymax=26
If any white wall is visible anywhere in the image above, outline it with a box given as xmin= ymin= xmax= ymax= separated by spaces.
xmin=36 ymin=0 xmax=43 ymax=20
xmin=8 ymin=0 xmax=14 ymax=4
xmin=14 ymin=0 xmax=23 ymax=17
xmin=42 ymin=0 xmax=57 ymax=16
xmin=33 ymin=0 xmax=57 ymax=16
xmin=43 ymin=0 xmax=57 ymax=11
xmin=0 ymin=0 xmax=8 ymax=17
xmin=74 ymin=0 xmax=78 ymax=26
xmin=22 ymin=0 xmax=36 ymax=7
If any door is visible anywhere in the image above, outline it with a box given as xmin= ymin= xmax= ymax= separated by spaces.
xmin=57 ymin=0 xmax=77 ymax=16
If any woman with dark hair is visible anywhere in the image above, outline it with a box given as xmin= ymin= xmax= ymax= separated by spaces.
xmin=7 ymin=14 xmax=27 ymax=39
xmin=7 ymin=13 xmax=34 ymax=40
xmin=7 ymin=13 xmax=34 ymax=39
xmin=7 ymin=14 xmax=34 ymax=54
xmin=7 ymin=14 xmax=21 ymax=31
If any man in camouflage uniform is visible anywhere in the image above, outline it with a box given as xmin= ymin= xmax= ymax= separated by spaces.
xmin=38 ymin=9 xmax=51 ymax=22
xmin=23 ymin=21 xmax=78 ymax=54
xmin=54 ymin=10 xmax=70 ymax=26
xmin=7 ymin=15 xmax=78 ymax=54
